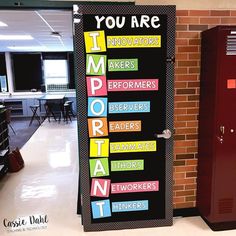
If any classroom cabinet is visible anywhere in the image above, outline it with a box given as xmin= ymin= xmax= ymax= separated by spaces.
xmin=0 ymin=109 xmax=9 ymax=179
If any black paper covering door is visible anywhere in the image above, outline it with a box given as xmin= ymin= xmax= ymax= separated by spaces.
xmin=74 ymin=5 xmax=175 ymax=232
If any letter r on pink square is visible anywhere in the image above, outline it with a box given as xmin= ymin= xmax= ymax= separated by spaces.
xmin=91 ymin=178 xmax=111 ymax=197
xmin=87 ymin=76 xmax=107 ymax=96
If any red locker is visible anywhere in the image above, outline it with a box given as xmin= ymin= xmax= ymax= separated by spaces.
xmin=198 ymin=26 xmax=236 ymax=230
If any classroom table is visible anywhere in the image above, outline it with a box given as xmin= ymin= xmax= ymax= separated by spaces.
xmin=38 ymin=94 xmax=65 ymax=122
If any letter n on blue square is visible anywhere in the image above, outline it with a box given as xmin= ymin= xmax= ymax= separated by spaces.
xmin=91 ymin=199 xmax=111 ymax=219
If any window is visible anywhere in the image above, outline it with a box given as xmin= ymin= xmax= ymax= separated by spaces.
xmin=43 ymin=59 xmax=69 ymax=90
xmin=13 ymin=53 xmax=42 ymax=91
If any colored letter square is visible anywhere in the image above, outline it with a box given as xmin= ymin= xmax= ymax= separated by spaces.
xmin=88 ymin=97 xmax=107 ymax=117
xmin=90 ymin=138 xmax=109 ymax=157
xmin=86 ymin=76 xmax=107 ymax=96
xmin=91 ymin=178 xmax=111 ymax=197
xmin=88 ymin=118 xmax=108 ymax=137
xmin=84 ymin=31 xmax=106 ymax=53
xmin=86 ymin=54 xmax=107 ymax=75
xmin=89 ymin=158 xmax=109 ymax=177
xmin=91 ymin=199 xmax=111 ymax=219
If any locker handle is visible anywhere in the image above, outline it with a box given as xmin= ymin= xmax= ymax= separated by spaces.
xmin=220 ymin=125 xmax=225 ymax=135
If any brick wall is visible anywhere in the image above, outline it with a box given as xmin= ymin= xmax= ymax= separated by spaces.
xmin=174 ymin=10 xmax=236 ymax=209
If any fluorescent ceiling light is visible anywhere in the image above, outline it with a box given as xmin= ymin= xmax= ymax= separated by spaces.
xmin=0 ymin=35 xmax=33 ymax=40
xmin=0 ymin=21 xmax=8 ymax=27
xmin=8 ymin=46 xmax=47 ymax=50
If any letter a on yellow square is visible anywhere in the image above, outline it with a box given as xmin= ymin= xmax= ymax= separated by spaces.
xmin=84 ymin=31 xmax=106 ymax=53
xmin=90 ymin=138 xmax=109 ymax=157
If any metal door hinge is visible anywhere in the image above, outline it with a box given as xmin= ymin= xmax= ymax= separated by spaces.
xmin=166 ymin=56 xmax=175 ymax=64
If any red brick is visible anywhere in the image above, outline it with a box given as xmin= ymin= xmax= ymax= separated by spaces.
xmin=175 ymin=96 xmax=187 ymax=102
xmin=174 ymin=134 xmax=186 ymax=141
xmin=174 ymin=202 xmax=195 ymax=208
xmin=211 ymin=10 xmax=230 ymax=16
xmin=189 ymin=10 xmax=210 ymax=16
xmin=176 ymin=115 xmax=196 ymax=121
xmin=174 ymin=196 xmax=185 ymax=203
xmin=174 ymin=147 xmax=187 ymax=154
xmin=175 ymin=109 xmax=187 ymax=115
xmin=175 ymin=166 xmax=196 ymax=172
xmin=188 ymin=95 xmax=200 ymax=101
xmin=176 ymin=75 xmax=198 ymax=81
xmin=174 ymin=121 xmax=187 ymax=129
xmin=186 ymin=196 xmax=196 ymax=202
xmin=175 ymin=128 xmax=197 ymax=135
xmin=186 ymin=121 xmax=198 ymax=127
xmin=221 ymin=18 xmax=236 ymax=24
xmin=176 ymin=25 xmax=188 ymax=31
xmin=176 ymin=38 xmax=188 ymax=45
xmin=174 ymin=172 xmax=186 ymax=179
xmin=186 ymin=159 xmax=198 ymax=165
xmin=176 ymin=190 xmax=195 ymax=197
xmin=173 ymin=160 xmax=186 ymax=166
xmin=175 ymin=178 xmax=196 ymax=185
xmin=188 ymin=82 xmax=200 ymax=88
xmin=176 ymin=10 xmax=189 ymax=16
xmin=175 ymin=101 xmax=197 ymax=108
xmin=189 ymin=67 xmax=200 ymax=74
xmin=189 ymin=25 xmax=208 ymax=31
xmin=173 ymin=185 xmax=185 ymax=191
xmin=230 ymin=11 xmax=236 ymax=16
xmin=176 ymin=154 xmax=195 ymax=160
xmin=177 ymin=31 xmax=200 ymax=39
xmin=185 ymin=184 xmax=197 ymax=190
xmin=178 ymin=61 xmax=198 ymax=67
xmin=175 ymin=67 xmax=188 ymax=75
xmin=176 ymin=89 xmax=196 ymax=95
xmin=189 ymin=53 xmax=200 ymax=60
xmin=186 ymin=134 xmax=198 ymax=140
xmin=179 ymin=17 xmax=199 ymax=24
xmin=187 ymin=108 xmax=199 ymax=114
xmin=176 ymin=53 xmax=188 ymax=60
xmin=189 ymin=38 xmax=201 ymax=45
xmin=178 ymin=46 xmax=199 ymax=53
xmin=187 ymin=147 xmax=198 ymax=153
xmin=175 ymin=140 xmax=196 ymax=148
xmin=200 ymin=17 xmax=220 ymax=24
xmin=175 ymin=81 xmax=187 ymax=88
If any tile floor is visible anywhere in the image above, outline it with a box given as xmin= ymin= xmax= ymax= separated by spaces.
xmin=0 ymin=120 xmax=236 ymax=235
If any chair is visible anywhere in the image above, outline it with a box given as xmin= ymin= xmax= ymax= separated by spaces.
xmin=64 ymin=100 xmax=76 ymax=117
xmin=44 ymin=102 xmax=57 ymax=122
xmin=63 ymin=103 xmax=72 ymax=123
xmin=5 ymin=108 xmax=16 ymax=135
xmin=29 ymin=105 xmax=41 ymax=126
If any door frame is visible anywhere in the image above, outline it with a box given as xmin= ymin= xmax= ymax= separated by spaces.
xmin=74 ymin=4 xmax=175 ymax=231
xmin=0 ymin=0 xmax=134 ymax=9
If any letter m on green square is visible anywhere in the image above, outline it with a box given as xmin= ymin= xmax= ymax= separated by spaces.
xmin=86 ymin=54 xmax=107 ymax=75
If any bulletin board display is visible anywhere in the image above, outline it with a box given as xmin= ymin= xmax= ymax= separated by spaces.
xmin=74 ymin=5 xmax=175 ymax=232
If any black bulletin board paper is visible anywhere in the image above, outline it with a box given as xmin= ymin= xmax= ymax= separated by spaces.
xmin=74 ymin=5 xmax=175 ymax=232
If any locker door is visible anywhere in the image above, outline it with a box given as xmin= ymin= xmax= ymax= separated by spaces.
xmin=214 ymin=28 xmax=236 ymax=222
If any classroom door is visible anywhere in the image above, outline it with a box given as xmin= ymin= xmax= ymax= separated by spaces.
xmin=73 ymin=4 xmax=175 ymax=231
